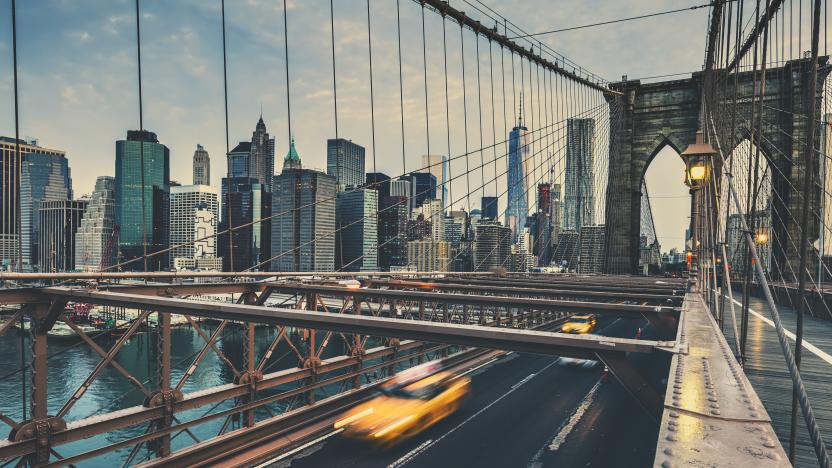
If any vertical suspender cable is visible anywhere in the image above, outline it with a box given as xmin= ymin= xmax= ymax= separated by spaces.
xmin=11 ymin=0 xmax=26 ymax=419
xmin=221 ymin=0 xmax=234 ymax=272
xmin=330 ymin=0 xmax=338 ymax=139
xmin=442 ymin=14 xmax=453 ymax=211
xmin=421 ymin=4 xmax=430 ymax=161
xmin=488 ymin=39 xmax=498 ymax=199
xmin=11 ymin=0 xmax=21 ymax=273
xmin=396 ymin=0 xmax=406 ymax=176
xmin=283 ymin=0 xmax=292 ymax=143
xmin=135 ymin=0 xmax=148 ymax=273
xmin=475 ymin=32 xmax=485 ymax=201
xmin=460 ymin=22 xmax=471 ymax=212
xmin=791 ymin=0 xmax=823 ymax=462
xmin=366 ymin=0 xmax=377 ymax=174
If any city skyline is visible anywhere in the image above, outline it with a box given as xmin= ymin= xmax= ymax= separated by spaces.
xmin=0 ymin=1 xmax=710 ymax=203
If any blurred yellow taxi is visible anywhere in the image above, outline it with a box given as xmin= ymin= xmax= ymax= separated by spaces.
xmin=334 ymin=362 xmax=470 ymax=445
xmin=561 ymin=314 xmax=597 ymax=334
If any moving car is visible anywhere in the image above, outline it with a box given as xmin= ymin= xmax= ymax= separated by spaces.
xmin=334 ymin=362 xmax=470 ymax=446
xmin=560 ymin=314 xmax=597 ymax=334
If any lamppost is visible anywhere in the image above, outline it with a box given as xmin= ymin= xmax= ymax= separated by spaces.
xmin=680 ymin=130 xmax=717 ymax=293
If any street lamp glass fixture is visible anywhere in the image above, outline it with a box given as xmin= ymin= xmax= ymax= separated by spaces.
xmin=680 ymin=130 xmax=717 ymax=190
xmin=755 ymin=230 xmax=769 ymax=244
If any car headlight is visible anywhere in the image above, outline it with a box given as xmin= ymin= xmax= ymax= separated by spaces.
xmin=372 ymin=414 xmax=416 ymax=438
xmin=334 ymin=407 xmax=374 ymax=429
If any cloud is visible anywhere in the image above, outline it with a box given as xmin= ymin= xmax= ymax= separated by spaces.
xmin=61 ymin=86 xmax=79 ymax=104
xmin=69 ymin=31 xmax=92 ymax=43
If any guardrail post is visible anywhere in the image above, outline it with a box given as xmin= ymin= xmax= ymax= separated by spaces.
xmin=148 ymin=311 xmax=172 ymax=458
xmin=352 ymin=296 xmax=363 ymax=388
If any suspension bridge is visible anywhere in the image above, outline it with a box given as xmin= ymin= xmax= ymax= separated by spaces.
xmin=1 ymin=0 xmax=832 ymax=466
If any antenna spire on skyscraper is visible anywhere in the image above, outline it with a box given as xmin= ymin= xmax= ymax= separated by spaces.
xmin=518 ymin=92 xmax=524 ymax=127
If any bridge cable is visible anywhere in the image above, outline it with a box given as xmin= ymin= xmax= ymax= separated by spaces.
xmin=221 ymin=0 xmax=234 ymax=272
xmin=460 ymin=21 xmax=472 ymax=212
xmin=396 ymin=0 xmax=406 ymax=177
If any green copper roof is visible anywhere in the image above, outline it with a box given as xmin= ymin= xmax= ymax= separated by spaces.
xmin=285 ymin=137 xmax=300 ymax=161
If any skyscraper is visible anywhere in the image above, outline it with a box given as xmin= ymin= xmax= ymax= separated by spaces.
xmin=115 ymin=130 xmax=170 ymax=271
xmin=407 ymin=239 xmax=449 ymax=272
xmin=564 ymin=118 xmax=595 ymax=230
xmin=401 ymin=172 xmax=437 ymax=210
xmin=0 ymin=137 xmax=66 ymax=269
xmin=421 ymin=155 xmax=448 ymax=208
xmin=169 ymin=185 xmax=219 ymax=268
xmin=481 ymin=196 xmax=498 ymax=221
xmin=218 ymin=177 xmax=270 ymax=271
xmin=507 ymin=105 xmax=529 ymax=241
xmin=578 ymin=225 xmax=605 ymax=273
xmin=227 ymin=142 xmax=251 ymax=178
xmin=271 ymin=140 xmax=336 ymax=272
xmin=192 ymin=144 xmax=210 ymax=185
xmin=328 ymin=138 xmax=366 ymax=191
xmin=366 ymin=172 xmax=391 ymax=197
xmin=474 ymin=222 xmax=512 ymax=271
xmin=20 ymin=152 xmax=72 ymax=270
xmin=390 ymin=179 xmax=414 ymax=213
xmin=249 ymin=117 xmax=276 ymax=188
xmin=39 ymin=199 xmax=87 ymax=272
xmin=378 ymin=195 xmax=408 ymax=271
xmin=75 ymin=176 xmax=116 ymax=272
xmin=336 ymin=188 xmax=378 ymax=271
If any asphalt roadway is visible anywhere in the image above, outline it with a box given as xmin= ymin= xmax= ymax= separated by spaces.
xmin=264 ymin=315 xmax=665 ymax=468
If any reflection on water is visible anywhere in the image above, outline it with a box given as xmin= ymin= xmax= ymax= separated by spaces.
xmin=0 ymin=319 xmax=410 ymax=465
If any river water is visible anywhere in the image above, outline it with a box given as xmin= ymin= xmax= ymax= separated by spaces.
xmin=0 ymin=316 xmax=411 ymax=466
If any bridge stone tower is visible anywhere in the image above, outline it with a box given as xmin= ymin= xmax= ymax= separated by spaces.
xmin=604 ymin=58 xmax=830 ymax=280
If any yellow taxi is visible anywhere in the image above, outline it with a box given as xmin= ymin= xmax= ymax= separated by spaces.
xmin=560 ymin=314 xmax=597 ymax=334
xmin=334 ymin=362 xmax=470 ymax=445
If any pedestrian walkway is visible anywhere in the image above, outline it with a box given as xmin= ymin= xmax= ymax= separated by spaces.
xmin=722 ymin=292 xmax=832 ymax=468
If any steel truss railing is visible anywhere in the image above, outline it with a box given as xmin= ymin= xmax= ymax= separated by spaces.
xmin=0 ymin=275 xmax=680 ymax=465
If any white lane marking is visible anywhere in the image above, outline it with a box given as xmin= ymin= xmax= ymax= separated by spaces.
xmin=511 ymin=373 xmax=537 ymax=389
xmin=387 ymin=439 xmax=434 ymax=468
xmin=527 ymin=379 xmax=602 ymax=468
xmin=727 ymin=296 xmax=832 ymax=365
xmin=458 ymin=357 xmax=499 ymax=376
xmin=546 ymin=380 xmax=601 ymax=451
xmin=254 ymin=428 xmax=342 ymax=467
xmin=387 ymin=359 xmax=561 ymax=468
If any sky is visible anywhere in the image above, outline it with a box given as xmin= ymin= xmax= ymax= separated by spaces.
xmin=0 ymin=0 xmax=714 ymax=252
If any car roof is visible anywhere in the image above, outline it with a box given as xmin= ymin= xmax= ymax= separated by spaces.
xmin=571 ymin=314 xmax=595 ymax=319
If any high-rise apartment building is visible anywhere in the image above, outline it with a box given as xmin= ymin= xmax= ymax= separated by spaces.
xmin=378 ymin=195 xmax=408 ymax=271
xmin=115 ymin=130 xmax=170 ymax=271
xmin=0 ymin=137 xmax=66 ymax=269
xmin=192 ymin=144 xmax=210 ymax=185
xmin=328 ymin=138 xmax=365 ymax=191
xmin=564 ymin=118 xmax=595 ymax=230
xmin=169 ymin=185 xmax=219 ymax=268
xmin=271 ymin=140 xmax=336 ymax=272
xmin=20 ymin=152 xmax=72 ymax=270
xmin=421 ymin=155 xmax=448 ymax=208
xmin=366 ymin=172 xmax=392 ymax=197
xmin=401 ymin=172 xmax=437 ymax=211
xmin=407 ymin=239 xmax=449 ymax=272
xmin=75 ymin=176 xmax=116 ymax=272
xmin=474 ymin=222 xmax=512 ymax=271
xmin=218 ymin=177 xmax=270 ymax=271
xmin=390 ymin=179 xmax=414 ymax=213
xmin=336 ymin=188 xmax=378 ymax=271
xmin=552 ymin=229 xmax=579 ymax=270
xmin=578 ymin=224 xmax=605 ymax=273
xmin=39 ymin=199 xmax=87 ymax=272
xmin=507 ymin=109 xmax=529 ymax=240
